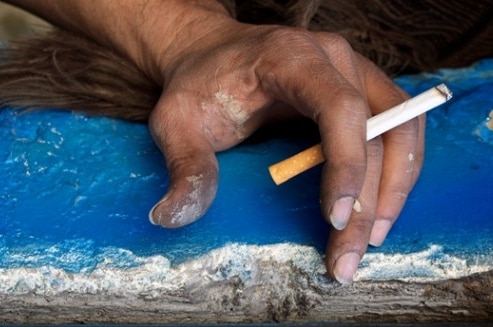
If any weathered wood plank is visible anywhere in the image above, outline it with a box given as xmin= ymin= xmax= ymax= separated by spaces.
xmin=1 ymin=270 xmax=491 ymax=324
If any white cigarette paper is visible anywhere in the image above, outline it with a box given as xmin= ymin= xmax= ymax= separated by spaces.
xmin=269 ymin=83 xmax=453 ymax=185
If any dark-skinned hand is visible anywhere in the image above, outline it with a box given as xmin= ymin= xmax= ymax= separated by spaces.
xmin=7 ymin=0 xmax=424 ymax=284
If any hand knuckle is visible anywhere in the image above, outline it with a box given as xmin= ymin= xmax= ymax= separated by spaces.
xmin=318 ymin=32 xmax=353 ymax=53
xmin=262 ymin=27 xmax=314 ymax=48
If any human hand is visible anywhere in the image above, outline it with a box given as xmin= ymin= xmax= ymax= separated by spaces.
xmin=9 ymin=0 xmax=423 ymax=284
xmin=145 ymin=10 xmax=424 ymax=284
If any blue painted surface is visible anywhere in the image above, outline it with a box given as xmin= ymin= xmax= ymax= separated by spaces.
xmin=0 ymin=60 xmax=492 ymax=283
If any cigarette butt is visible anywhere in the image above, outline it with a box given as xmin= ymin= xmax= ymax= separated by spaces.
xmin=269 ymin=84 xmax=452 ymax=185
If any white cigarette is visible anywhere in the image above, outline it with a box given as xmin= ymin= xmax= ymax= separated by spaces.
xmin=268 ymin=83 xmax=453 ymax=185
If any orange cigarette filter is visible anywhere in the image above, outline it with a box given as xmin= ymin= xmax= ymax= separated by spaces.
xmin=268 ymin=144 xmax=323 ymax=185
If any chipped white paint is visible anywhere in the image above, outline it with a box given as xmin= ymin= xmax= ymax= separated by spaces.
xmin=406 ymin=152 xmax=415 ymax=173
xmin=352 ymin=199 xmax=362 ymax=213
xmin=149 ymin=174 xmax=206 ymax=227
xmin=169 ymin=174 xmax=205 ymax=226
xmin=487 ymin=110 xmax=493 ymax=131
xmin=213 ymin=91 xmax=250 ymax=140
xmin=1 ymin=243 xmax=491 ymax=297
xmin=214 ymin=92 xmax=249 ymax=125
xmin=408 ymin=152 xmax=414 ymax=162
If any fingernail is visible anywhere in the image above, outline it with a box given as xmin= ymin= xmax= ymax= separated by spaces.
xmin=330 ymin=197 xmax=355 ymax=230
xmin=148 ymin=194 xmax=170 ymax=226
xmin=148 ymin=201 xmax=162 ymax=225
xmin=333 ymin=252 xmax=360 ymax=285
xmin=148 ymin=196 xmax=204 ymax=228
xmin=369 ymin=220 xmax=392 ymax=247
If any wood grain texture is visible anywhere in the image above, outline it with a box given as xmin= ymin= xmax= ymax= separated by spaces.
xmin=1 ymin=269 xmax=491 ymax=324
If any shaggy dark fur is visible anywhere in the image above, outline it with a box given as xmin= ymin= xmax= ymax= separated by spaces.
xmin=0 ymin=31 xmax=161 ymax=121
xmin=228 ymin=0 xmax=493 ymax=73
xmin=1 ymin=0 xmax=493 ymax=121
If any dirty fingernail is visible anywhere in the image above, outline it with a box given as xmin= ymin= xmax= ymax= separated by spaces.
xmin=333 ymin=252 xmax=360 ymax=285
xmin=330 ymin=197 xmax=355 ymax=230
xmin=148 ymin=193 xmax=172 ymax=226
xmin=369 ymin=220 xmax=392 ymax=247
xmin=148 ymin=200 xmax=164 ymax=225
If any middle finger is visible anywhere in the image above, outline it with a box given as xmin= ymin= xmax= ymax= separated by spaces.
xmin=325 ymin=135 xmax=384 ymax=284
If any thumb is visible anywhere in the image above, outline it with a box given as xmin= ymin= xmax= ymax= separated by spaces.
xmin=148 ymin=98 xmax=219 ymax=228
xmin=149 ymin=154 xmax=218 ymax=228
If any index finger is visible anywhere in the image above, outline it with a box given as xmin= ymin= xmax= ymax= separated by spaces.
xmin=257 ymin=31 xmax=370 ymax=227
